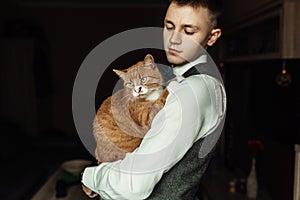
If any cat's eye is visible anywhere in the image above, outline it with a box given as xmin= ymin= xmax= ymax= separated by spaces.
xmin=126 ymin=82 xmax=134 ymax=87
xmin=141 ymin=77 xmax=147 ymax=83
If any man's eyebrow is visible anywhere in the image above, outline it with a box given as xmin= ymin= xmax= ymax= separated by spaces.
xmin=164 ymin=19 xmax=199 ymax=30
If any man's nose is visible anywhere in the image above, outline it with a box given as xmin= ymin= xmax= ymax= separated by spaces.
xmin=170 ymin=31 xmax=182 ymax=44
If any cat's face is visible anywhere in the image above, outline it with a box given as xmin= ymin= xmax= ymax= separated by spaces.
xmin=113 ymin=54 xmax=163 ymax=99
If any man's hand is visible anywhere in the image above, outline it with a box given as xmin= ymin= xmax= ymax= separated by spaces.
xmin=81 ymin=184 xmax=98 ymax=198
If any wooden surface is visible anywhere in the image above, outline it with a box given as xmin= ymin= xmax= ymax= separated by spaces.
xmin=282 ymin=1 xmax=300 ymax=58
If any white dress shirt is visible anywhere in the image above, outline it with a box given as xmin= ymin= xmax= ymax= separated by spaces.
xmin=82 ymin=54 xmax=226 ymax=200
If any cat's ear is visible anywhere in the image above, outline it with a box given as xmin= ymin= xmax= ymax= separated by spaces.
xmin=113 ymin=69 xmax=126 ymax=79
xmin=144 ymin=54 xmax=155 ymax=68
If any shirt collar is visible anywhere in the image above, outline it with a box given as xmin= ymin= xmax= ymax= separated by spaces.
xmin=172 ymin=54 xmax=207 ymax=76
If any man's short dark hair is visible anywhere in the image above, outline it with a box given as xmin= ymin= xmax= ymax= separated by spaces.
xmin=169 ymin=0 xmax=223 ymax=27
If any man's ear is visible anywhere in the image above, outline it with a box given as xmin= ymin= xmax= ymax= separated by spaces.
xmin=207 ymin=28 xmax=222 ymax=47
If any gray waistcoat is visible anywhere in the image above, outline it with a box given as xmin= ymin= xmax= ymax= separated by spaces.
xmin=146 ymin=138 xmax=215 ymax=200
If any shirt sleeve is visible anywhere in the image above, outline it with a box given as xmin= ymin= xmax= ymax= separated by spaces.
xmin=82 ymin=75 xmax=222 ymax=200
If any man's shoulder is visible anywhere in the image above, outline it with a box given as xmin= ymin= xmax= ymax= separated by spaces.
xmin=185 ymin=74 xmax=221 ymax=89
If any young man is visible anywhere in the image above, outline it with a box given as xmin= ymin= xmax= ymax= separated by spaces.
xmin=82 ymin=0 xmax=226 ymax=199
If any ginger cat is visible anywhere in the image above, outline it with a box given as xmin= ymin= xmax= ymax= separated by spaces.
xmin=93 ymin=54 xmax=169 ymax=164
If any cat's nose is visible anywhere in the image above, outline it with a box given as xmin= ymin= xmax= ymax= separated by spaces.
xmin=134 ymin=86 xmax=143 ymax=93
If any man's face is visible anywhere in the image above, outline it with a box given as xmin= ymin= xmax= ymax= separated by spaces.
xmin=163 ymin=2 xmax=219 ymax=65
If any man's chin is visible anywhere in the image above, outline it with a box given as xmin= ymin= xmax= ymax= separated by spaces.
xmin=166 ymin=54 xmax=187 ymax=66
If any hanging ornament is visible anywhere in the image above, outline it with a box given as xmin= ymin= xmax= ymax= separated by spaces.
xmin=276 ymin=60 xmax=292 ymax=87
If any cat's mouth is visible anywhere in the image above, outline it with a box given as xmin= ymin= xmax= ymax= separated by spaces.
xmin=137 ymin=94 xmax=147 ymax=98
xmin=132 ymin=92 xmax=148 ymax=98
xmin=132 ymin=86 xmax=148 ymax=97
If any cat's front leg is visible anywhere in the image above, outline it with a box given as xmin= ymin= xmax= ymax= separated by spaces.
xmin=148 ymin=102 xmax=164 ymax=123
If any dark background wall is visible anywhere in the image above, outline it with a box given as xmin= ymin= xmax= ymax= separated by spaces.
xmin=0 ymin=2 xmax=169 ymax=135
xmin=0 ymin=2 xmax=171 ymax=199
xmin=224 ymin=59 xmax=299 ymax=199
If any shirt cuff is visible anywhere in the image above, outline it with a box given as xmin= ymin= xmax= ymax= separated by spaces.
xmin=82 ymin=166 xmax=97 ymax=190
